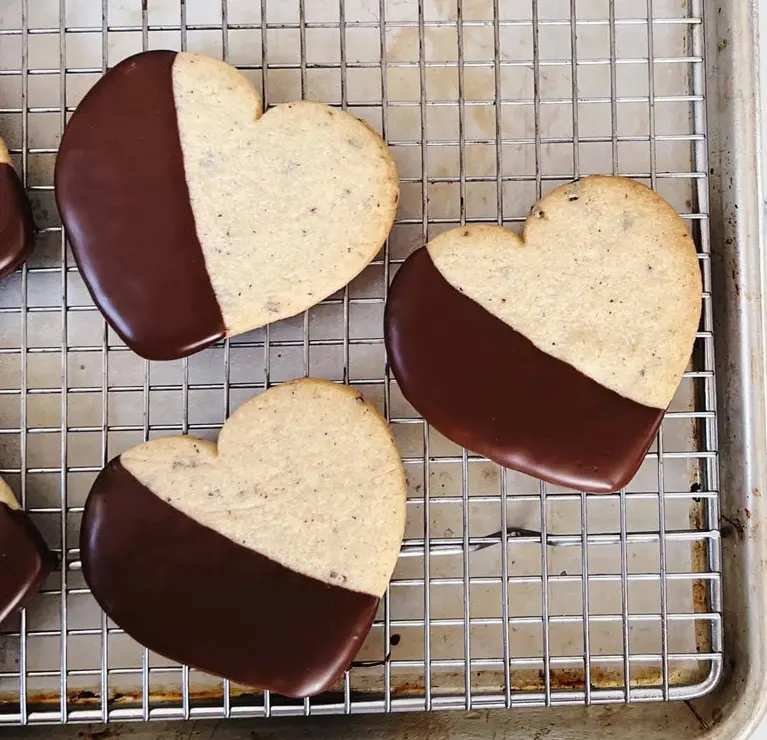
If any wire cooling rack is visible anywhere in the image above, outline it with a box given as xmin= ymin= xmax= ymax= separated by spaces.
xmin=0 ymin=0 xmax=720 ymax=725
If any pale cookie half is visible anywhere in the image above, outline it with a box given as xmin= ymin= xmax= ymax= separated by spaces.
xmin=80 ymin=379 xmax=407 ymax=696
xmin=120 ymin=379 xmax=406 ymax=597
xmin=0 ymin=477 xmax=19 ymax=510
xmin=385 ymin=176 xmax=701 ymax=493
xmin=56 ymin=50 xmax=399 ymax=361
xmin=173 ymin=53 xmax=399 ymax=337
xmin=428 ymin=176 xmax=701 ymax=410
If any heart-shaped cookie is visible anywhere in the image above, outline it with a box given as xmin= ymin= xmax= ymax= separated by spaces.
xmin=0 ymin=136 xmax=35 ymax=279
xmin=81 ymin=379 xmax=406 ymax=697
xmin=55 ymin=51 xmax=399 ymax=361
xmin=0 ymin=477 xmax=55 ymax=628
xmin=385 ymin=176 xmax=701 ymax=493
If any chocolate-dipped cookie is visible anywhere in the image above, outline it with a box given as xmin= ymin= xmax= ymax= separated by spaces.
xmin=385 ymin=176 xmax=701 ymax=493
xmin=0 ymin=137 xmax=35 ymax=279
xmin=55 ymin=50 xmax=399 ymax=361
xmin=81 ymin=379 xmax=406 ymax=697
xmin=0 ymin=478 xmax=55 ymax=628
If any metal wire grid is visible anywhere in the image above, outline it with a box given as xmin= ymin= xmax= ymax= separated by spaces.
xmin=0 ymin=0 xmax=720 ymax=725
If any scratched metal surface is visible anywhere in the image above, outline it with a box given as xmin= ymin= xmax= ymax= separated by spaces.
xmin=0 ymin=0 xmax=720 ymax=725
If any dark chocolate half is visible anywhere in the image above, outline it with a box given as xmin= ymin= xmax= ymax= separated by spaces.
xmin=54 ymin=50 xmax=225 ymax=361
xmin=81 ymin=458 xmax=379 ymax=698
xmin=0 ymin=162 xmax=35 ymax=279
xmin=384 ymin=248 xmax=663 ymax=493
xmin=0 ymin=503 xmax=55 ymax=628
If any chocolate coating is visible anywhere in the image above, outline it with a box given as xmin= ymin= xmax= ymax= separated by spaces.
xmin=0 ymin=504 xmax=55 ymax=628
xmin=81 ymin=458 xmax=379 ymax=697
xmin=384 ymin=248 xmax=663 ymax=493
xmin=0 ymin=162 xmax=35 ymax=279
xmin=54 ymin=50 xmax=225 ymax=361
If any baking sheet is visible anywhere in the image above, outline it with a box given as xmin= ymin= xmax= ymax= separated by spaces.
xmin=0 ymin=0 xmax=720 ymax=722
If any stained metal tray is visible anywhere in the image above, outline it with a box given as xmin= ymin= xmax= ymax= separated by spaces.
xmin=0 ymin=0 xmax=763 ymax=737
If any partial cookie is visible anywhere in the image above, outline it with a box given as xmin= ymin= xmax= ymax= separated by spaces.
xmin=55 ymin=50 xmax=399 ymax=361
xmin=0 ymin=137 xmax=35 ymax=279
xmin=0 ymin=478 xmax=55 ymax=628
xmin=385 ymin=176 xmax=701 ymax=493
xmin=81 ymin=379 xmax=406 ymax=697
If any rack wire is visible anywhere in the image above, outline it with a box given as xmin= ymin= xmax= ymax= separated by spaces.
xmin=0 ymin=0 xmax=721 ymax=725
